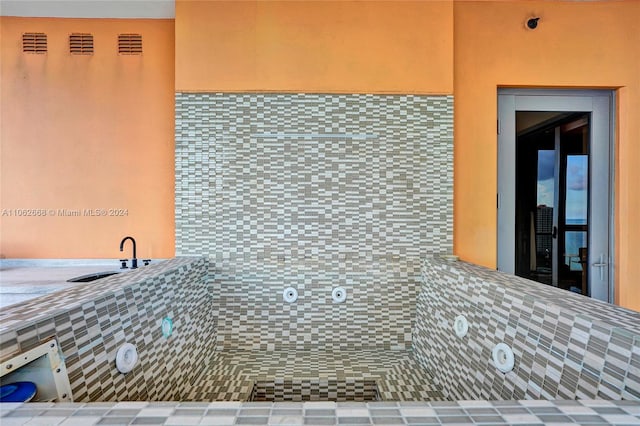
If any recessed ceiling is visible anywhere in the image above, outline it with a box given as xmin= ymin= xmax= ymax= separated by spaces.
xmin=0 ymin=0 xmax=175 ymax=19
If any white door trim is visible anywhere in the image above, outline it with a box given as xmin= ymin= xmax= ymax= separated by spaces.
xmin=497 ymin=88 xmax=615 ymax=302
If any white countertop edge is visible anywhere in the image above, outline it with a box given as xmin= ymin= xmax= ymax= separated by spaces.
xmin=0 ymin=259 xmax=168 ymax=268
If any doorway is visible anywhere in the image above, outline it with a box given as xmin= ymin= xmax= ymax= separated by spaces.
xmin=497 ymin=89 xmax=614 ymax=302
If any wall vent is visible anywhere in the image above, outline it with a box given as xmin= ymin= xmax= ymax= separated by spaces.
xmin=22 ymin=33 xmax=47 ymax=54
xmin=118 ymin=34 xmax=142 ymax=55
xmin=69 ymin=33 xmax=94 ymax=55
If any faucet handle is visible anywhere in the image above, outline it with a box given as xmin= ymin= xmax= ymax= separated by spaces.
xmin=142 ymin=259 xmax=151 ymax=266
xmin=119 ymin=259 xmax=129 ymax=269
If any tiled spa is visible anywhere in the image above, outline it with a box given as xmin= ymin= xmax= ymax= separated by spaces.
xmin=1 ymin=256 xmax=639 ymax=425
xmin=1 ymin=92 xmax=639 ymax=424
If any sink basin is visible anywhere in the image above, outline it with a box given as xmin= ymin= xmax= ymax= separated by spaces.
xmin=67 ymin=271 xmax=120 ymax=282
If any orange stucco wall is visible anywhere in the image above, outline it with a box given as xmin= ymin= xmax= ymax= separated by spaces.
xmin=0 ymin=17 xmax=175 ymax=258
xmin=453 ymin=1 xmax=640 ymax=310
xmin=1 ymin=1 xmax=638 ymax=311
xmin=175 ymin=0 xmax=453 ymax=94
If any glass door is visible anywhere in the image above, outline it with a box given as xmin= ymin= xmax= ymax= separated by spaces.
xmin=560 ymin=119 xmax=589 ymax=294
xmin=514 ymin=114 xmax=589 ymax=294
xmin=497 ymin=90 xmax=613 ymax=302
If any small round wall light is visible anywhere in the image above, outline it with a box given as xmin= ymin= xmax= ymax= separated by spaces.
xmin=161 ymin=317 xmax=174 ymax=338
xmin=454 ymin=315 xmax=469 ymax=338
xmin=492 ymin=342 xmax=515 ymax=373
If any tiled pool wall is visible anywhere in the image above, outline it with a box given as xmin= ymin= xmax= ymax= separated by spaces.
xmin=175 ymin=92 xmax=454 ymax=351
xmin=415 ymin=257 xmax=640 ymax=401
xmin=208 ymin=260 xmax=421 ymax=351
xmin=249 ymin=379 xmax=379 ymax=402
xmin=0 ymin=257 xmax=214 ymax=402
xmin=1 ymin=257 xmax=639 ymax=405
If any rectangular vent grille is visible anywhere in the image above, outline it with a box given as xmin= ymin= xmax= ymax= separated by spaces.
xmin=118 ymin=34 xmax=142 ymax=55
xmin=22 ymin=33 xmax=47 ymax=54
xmin=69 ymin=33 xmax=94 ymax=55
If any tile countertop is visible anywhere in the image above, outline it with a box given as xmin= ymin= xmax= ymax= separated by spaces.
xmin=0 ymin=258 xmax=191 ymax=332
xmin=0 ymin=259 xmax=161 ymax=309
xmin=0 ymin=400 xmax=639 ymax=426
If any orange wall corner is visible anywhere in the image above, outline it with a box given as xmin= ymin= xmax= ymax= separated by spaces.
xmin=0 ymin=16 xmax=176 ymax=258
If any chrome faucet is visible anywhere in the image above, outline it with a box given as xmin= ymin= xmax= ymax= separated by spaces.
xmin=119 ymin=236 xmax=138 ymax=269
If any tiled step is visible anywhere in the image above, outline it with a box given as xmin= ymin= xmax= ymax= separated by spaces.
xmin=251 ymin=379 xmax=379 ymax=402
xmin=184 ymin=349 xmax=444 ymax=401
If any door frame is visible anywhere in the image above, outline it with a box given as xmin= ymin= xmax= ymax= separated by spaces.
xmin=497 ymin=88 xmax=615 ymax=302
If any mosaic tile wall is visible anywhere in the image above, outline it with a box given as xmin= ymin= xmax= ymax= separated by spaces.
xmin=175 ymin=93 xmax=453 ymax=350
xmin=209 ymin=260 xmax=421 ymax=351
xmin=185 ymin=349 xmax=443 ymax=402
xmin=0 ymin=257 xmax=215 ymax=402
xmin=414 ymin=257 xmax=640 ymax=401
xmin=175 ymin=93 xmax=453 ymax=261
xmin=250 ymin=379 xmax=379 ymax=402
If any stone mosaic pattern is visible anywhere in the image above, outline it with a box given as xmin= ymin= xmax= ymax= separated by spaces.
xmin=210 ymin=260 xmax=421 ymax=351
xmin=250 ymin=379 xmax=379 ymax=402
xmin=414 ymin=257 xmax=640 ymax=401
xmin=175 ymin=93 xmax=454 ymax=261
xmin=185 ymin=349 xmax=443 ymax=402
xmin=2 ymin=400 xmax=639 ymax=425
xmin=0 ymin=257 xmax=215 ymax=402
xmin=175 ymin=92 xmax=453 ymax=353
